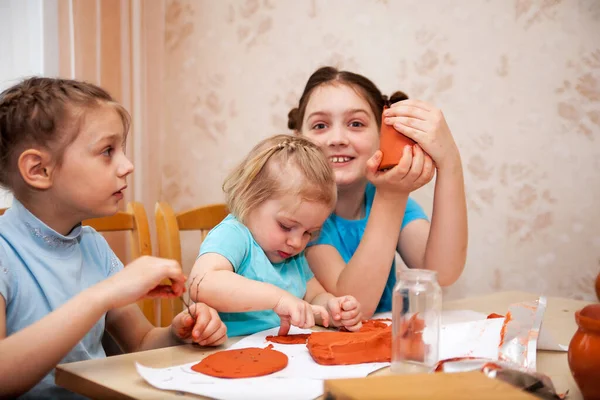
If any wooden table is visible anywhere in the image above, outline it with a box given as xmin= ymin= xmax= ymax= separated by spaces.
xmin=56 ymin=291 xmax=590 ymax=399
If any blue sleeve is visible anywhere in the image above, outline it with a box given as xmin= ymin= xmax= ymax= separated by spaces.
xmin=89 ymin=228 xmax=124 ymax=277
xmin=0 ymin=240 xmax=14 ymax=304
xmin=199 ymin=221 xmax=250 ymax=273
xmin=401 ymin=197 xmax=429 ymax=230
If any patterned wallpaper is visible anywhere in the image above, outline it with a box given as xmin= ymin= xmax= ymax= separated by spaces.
xmin=160 ymin=0 xmax=600 ymax=301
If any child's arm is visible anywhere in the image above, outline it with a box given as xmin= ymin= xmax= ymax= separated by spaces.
xmin=0 ymin=289 xmax=109 ymax=397
xmin=0 ymin=256 xmax=185 ymax=398
xmin=105 ymin=301 xmax=227 ymax=352
xmin=386 ymin=100 xmax=468 ymax=286
xmin=189 ymin=253 xmax=329 ymax=335
xmin=306 ymin=148 xmax=427 ymax=318
xmin=304 ymin=278 xmax=362 ymax=331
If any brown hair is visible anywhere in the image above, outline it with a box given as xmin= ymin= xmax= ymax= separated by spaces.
xmin=0 ymin=76 xmax=130 ymax=190
xmin=288 ymin=66 xmax=408 ymax=131
xmin=223 ymin=134 xmax=336 ymax=223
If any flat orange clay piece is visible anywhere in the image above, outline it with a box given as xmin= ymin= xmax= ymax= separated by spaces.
xmin=191 ymin=345 xmax=288 ymax=378
xmin=307 ymin=325 xmax=392 ymax=365
xmin=266 ymin=333 xmax=311 ymax=344
xmin=487 ymin=313 xmax=505 ymax=319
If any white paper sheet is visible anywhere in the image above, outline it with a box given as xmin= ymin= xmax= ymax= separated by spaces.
xmin=136 ymin=326 xmax=389 ymax=400
xmin=137 ymin=309 xmax=567 ymax=399
xmin=374 ymin=309 xmax=567 ymax=352
xmin=135 ymin=363 xmax=323 ymax=400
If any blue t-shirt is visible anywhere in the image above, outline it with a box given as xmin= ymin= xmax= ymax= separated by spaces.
xmin=198 ymin=214 xmax=314 ymax=337
xmin=307 ymin=183 xmax=428 ymax=313
xmin=0 ymin=199 xmax=124 ymax=399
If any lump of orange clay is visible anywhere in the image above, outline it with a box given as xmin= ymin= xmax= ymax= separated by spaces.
xmin=487 ymin=313 xmax=505 ymax=319
xmin=191 ymin=344 xmax=288 ymax=378
xmin=394 ymin=314 xmax=426 ymax=362
xmin=307 ymin=325 xmax=392 ymax=366
xmin=357 ymin=319 xmax=389 ymax=332
xmin=266 ymin=333 xmax=311 ymax=345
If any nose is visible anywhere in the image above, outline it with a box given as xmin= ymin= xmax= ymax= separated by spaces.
xmin=117 ymin=154 xmax=134 ymax=177
xmin=326 ymin=124 xmax=349 ymax=147
xmin=286 ymin=233 xmax=302 ymax=250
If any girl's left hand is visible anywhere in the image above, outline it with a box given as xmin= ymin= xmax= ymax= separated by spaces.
xmin=383 ymin=99 xmax=461 ymax=170
xmin=327 ymin=295 xmax=363 ymax=332
xmin=171 ymin=302 xmax=227 ymax=346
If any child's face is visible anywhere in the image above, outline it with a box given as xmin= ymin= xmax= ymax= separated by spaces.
xmin=51 ymin=105 xmax=133 ymax=220
xmin=300 ymin=84 xmax=379 ymax=188
xmin=245 ymin=193 xmax=331 ymax=264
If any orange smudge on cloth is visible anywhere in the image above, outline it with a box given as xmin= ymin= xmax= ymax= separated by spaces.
xmin=191 ymin=344 xmax=288 ymax=378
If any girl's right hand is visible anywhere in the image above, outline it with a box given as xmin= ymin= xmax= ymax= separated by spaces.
xmin=365 ymin=145 xmax=435 ymax=196
xmin=96 ymin=256 xmax=187 ymax=310
xmin=273 ymin=294 xmax=330 ymax=335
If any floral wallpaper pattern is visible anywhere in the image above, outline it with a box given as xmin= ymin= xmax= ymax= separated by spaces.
xmin=160 ymin=0 xmax=600 ymax=301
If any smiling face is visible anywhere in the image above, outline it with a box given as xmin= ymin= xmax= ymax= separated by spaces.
xmin=299 ymin=83 xmax=380 ymax=188
xmin=50 ymin=104 xmax=134 ymax=221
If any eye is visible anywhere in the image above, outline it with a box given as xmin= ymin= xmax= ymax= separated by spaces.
xmin=311 ymin=122 xmax=327 ymax=130
xmin=278 ymin=222 xmax=292 ymax=232
xmin=349 ymin=120 xmax=365 ymax=128
xmin=102 ymin=147 xmax=113 ymax=157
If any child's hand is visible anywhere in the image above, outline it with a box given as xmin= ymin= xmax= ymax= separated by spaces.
xmin=366 ymin=145 xmax=435 ymax=195
xmin=274 ymin=294 xmax=330 ymax=335
xmin=384 ymin=99 xmax=461 ymax=171
xmin=171 ymin=302 xmax=227 ymax=346
xmin=98 ymin=256 xmax=186 ymax=310
xmin=326 ymin=295 xmax=363 ymax=331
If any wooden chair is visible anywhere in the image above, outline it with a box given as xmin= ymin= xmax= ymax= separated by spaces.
xmin=83 ymin=202 xmax=157 ymax=325
xmin=154 ymin=201 xmax=228 ymax=327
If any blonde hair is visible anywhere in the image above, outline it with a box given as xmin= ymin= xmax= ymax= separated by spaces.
xmin=223 ymin=134 xmax=336 ymax=222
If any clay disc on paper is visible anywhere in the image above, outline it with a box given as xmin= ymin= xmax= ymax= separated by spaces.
xmin=266 ymin=333 xmax=311 ymax=344
xmin=191 ymin=345 xmax=288 ymax=378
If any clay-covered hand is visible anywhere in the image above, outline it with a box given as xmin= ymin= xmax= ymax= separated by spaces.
xmin=326 ymin=295 xmax=363 ymax=331
xmin=365 ymin=145 xmax=435 ymax=195
xmin=171 ymin=302 xmax=227 ymax=346
xmin=97 ymin=255 xmax=186 ymax=310
xmin=274 ymin=293 xmax=330 ymax=335
xmin=383 ymin=99 xmax=461 ymax=170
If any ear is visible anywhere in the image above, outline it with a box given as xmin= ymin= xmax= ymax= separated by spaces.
xmin=17 ymin=149 xmax=55 ymax=190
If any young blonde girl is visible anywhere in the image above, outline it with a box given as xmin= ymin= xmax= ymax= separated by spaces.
xmin=0 ymin=77 xmax=226 ymax=399
xmin=188 ymin=134 xmax=362 ymax=337
xmin=289 ymin=66 xmax=468 ymax=317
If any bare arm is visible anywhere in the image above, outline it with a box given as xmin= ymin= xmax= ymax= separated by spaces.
xmin=0 ymin=290 xmax=107 ymax=398
xmin=388 ymin=100 xmax=468 ymax=286
xmin=306 ymin=191 xmax=408 ymax=318
xmin=0 ymin=255 xmax=186 ymax=398
xmin=398 ymin=162 xmax=467 ymax=285
xmin=189 ymin=253 xmax=291 ymax=312
xmin=105 ymin=304 xmax=182 ymax=353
